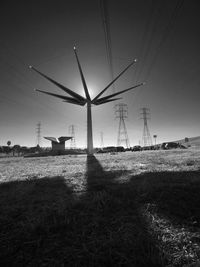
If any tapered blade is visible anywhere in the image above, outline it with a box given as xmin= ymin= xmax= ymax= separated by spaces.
xmin=94 ymin=97 xmax=122 ymax=105
xmin=92 ymin=59 xmax=137 ymax=102
xmin=73 ymin=47 xmax=91 ymax=101
xmin=30 ymin=66 xmax=86 ymax=102
xmin=35 ymin=89 xmax=85 ymax=105
xmin=93 ymin=82 xmax=144 ymax=104
xmin=62 ymin=100 xmax=86 ymax=106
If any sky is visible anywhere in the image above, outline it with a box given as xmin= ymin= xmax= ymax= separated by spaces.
xmin=0 ymin=0 xmax=199 ymax=148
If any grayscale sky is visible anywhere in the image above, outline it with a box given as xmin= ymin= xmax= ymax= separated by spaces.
xmin=0 ymin=0 xmax=199 ymax=147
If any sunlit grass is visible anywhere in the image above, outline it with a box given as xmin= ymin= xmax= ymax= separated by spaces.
xmin=142 ymin=203 xmax=200 ymax=266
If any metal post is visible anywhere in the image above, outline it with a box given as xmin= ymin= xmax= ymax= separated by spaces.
xmin=87 ymin=102 xmax=93 ymax=155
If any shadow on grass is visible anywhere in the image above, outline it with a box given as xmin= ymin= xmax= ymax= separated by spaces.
xmin=1 ymin=155 xmax=200 ymax=266
xmin=132 ymin=170 xmax=200 ymax=227
xmin=0 ymin=176 xmax=77 ymax=266
xmin=86 ymin=155 xmax=130 ymax=191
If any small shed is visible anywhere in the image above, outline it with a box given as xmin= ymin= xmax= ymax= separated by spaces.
xmin=44 ymin=136 xmax=72 ymax=152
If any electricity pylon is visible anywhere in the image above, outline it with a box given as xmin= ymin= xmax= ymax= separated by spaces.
xmin=140 ymin=108 xmax=152 ymax=147
xmin=30 ymin=47 xmax=144 ymax=155
xmin=115 ymin=103 xmax=130 ymax=148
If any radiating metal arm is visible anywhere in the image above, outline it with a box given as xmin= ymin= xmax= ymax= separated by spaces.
xmin=94 ymin=97 xmax=122 ymax=105
xmin=93 ymin=82 xmax=144 ymax=104
xmin=92 ymin=59 xmax=137 ymax=102
xmin=62 ymin=100 xmax=86 ymax=106
xmin=30 ymin=66 xmax=86 ymax=102
xmin=73 ymin=47 xmax=91 ymax=101
xmin=35 ymin=89 xmax=85 ymax=105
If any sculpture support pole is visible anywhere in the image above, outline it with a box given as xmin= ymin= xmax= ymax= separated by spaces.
xmin=87 ymin=102 xmax=93 ymax=155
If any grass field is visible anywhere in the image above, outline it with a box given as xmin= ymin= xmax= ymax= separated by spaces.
xmin=0 ymin=149 xmax=200 ymax=266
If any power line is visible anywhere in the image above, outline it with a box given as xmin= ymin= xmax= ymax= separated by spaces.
xmin=133 ymin=0 xmax=156 ymax=83
xmin=135 ymin=1 xmax=162 ymax=83
xmin=145 ymin=0 xmax=185 ymax=81
xmin=99 ymin=0 xmax=115 ymax=93
xmin=131 ymin=1 xmax=161 ymax=108
xmin=132 ymin=0 xmax=184 ymax=108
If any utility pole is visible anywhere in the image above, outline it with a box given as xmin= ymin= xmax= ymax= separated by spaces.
xmin=100 ymin=131 xmax=104 ymax=149
xmin=140 ymin=108 xmax=152 ymax=147
xmin=115 ymin=103 xmax=130 ymax=148
xmin=36 ymin=122 xmax=41 ymax=147
xmin=68 ymin=124 xmax=76 ymax=149
xmin=153 ymin=134 xmax=157 ymax=145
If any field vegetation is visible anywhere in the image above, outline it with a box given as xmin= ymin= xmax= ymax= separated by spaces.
xmin=0 ymin=148 xmax=200 ymax=266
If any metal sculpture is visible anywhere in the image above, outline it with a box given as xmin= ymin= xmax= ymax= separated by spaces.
xmin=30 ymin=47 xmax=144 ymax=155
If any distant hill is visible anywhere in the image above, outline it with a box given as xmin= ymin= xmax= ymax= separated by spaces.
xmin=175 ymin=136 xmax=200 ymax=148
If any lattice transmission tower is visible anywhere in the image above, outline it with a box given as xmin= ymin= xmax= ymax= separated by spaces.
xmin=115 ymin=103 xmax=130 ymax=148
xmin=140 ymin=108 xmax=152 ymax=147
xmin=68 ymin=125 xmax=76 ymax=149
xmin=36 ymin=122 xmax=41 ymax=147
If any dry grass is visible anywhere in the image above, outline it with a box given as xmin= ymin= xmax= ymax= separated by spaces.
xmin=0 ymin=148 xmax=200 ymax=266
